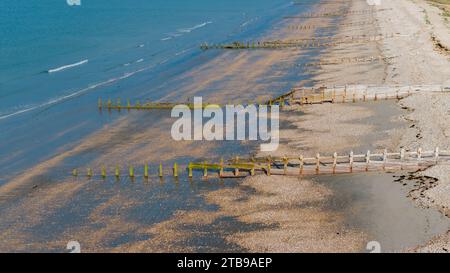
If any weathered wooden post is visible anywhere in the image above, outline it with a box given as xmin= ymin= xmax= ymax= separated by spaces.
xmin=159 ymin=163 xmax=163 ymax=178
xmin=115 ymin=165 xmax=120 ymax=178
xmin=127 ymin=99 xmax=131 ymax=110
xmin=299 ymin=155 xmax=304 ymax=175
xmin=219 ymin=158 xmax=224 ymax=177
xmin=267 ymin=157 xmax=271 ymax=176
xmin=333 ymin=152 xmax=337 ymax=174
xmin=316 ymin=153 xmax=320 ymax=174
xmin=382 ymin=149 xmax=388 ymax=170
xmin=72 ymin=169 xmax=78 ymax=177
xmin=203 ymin=161 xmax=208 ymax=178
xmin=400 ymin=148 xmax=405 ymax=170
xmin=250 ymin=158 xmax=255 ymax=176
xmin=234 ymin=156 xmax=240 ymax=176
xmin=173 ymin=162 xmax=178 ymax=178
xmin=129 ymin=165 xmax=134 ymax=178
xmin=107 ymin=98 xmax=112 ymax=110
xmin=365 ymin=150 xmax=371 ymax=171
xmin=283 ymin=156 xmax=288 ymax=175
xmin=101 ymin=167 xmax=106 ymax=179
xmin=435 ymin=147 xmax=440 ymax=163
xmin=144 ymin=163 xmax=149 ymax=179
xmin=188 ymin=163 xmax=193 ymax=178
xmin=349 ymin=151 xmax=354 ymax=172
xmin=87 ymin=168 xmax=93 ymax=178
xmin=352 ymin=92 xmax=356 ymax=103
xmin=415 ymin=147 xmax=421 ymax=162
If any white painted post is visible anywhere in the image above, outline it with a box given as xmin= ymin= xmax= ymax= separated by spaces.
xmin=383 ymin=149 xmax=387 ymax=170
xmin=417 ymin=147 xmax=422 ymax=160
xmin=435 ymin=147 xmax=440 ymax=163
xmin=333 ymin=152 xmax=337 ymax=174
xmin=316 ymin=153 xmax=320 ymax=174
xmin=349 ymin=151 xmax=354 ymax=172
xmin=400 ymin=148 xmax=405 ymax=170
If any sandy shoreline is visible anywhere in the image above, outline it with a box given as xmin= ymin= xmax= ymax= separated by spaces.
xmin=205 ymin=0 xmax=450 ymax=252
xmin=0 ymin=0 xmax=449 ymax=252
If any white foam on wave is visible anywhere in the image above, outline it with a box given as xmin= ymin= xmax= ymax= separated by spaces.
xmin=0 ymin=63 xmax=158 ymax=121
xmin=1 ymin=42 xmax=194 ymax=121
xmin=175 ymin=48 xmax=194 ymax=56
xmin=178 ymin=21 xmax=212 ymax=33
xmin=47 ymin=59 xmax=88 ymax=73
xmin=241 ymin=17 xmax=258 ymax=27
xmin=161 ymin=21 xmax=212 ymax=41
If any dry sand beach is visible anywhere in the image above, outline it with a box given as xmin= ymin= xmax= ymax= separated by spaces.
xmin=0 ymin=0 xmax=449 ymax=252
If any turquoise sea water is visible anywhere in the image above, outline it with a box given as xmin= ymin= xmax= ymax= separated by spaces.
xmin=0 ymin=0 xmax=311 ymax=183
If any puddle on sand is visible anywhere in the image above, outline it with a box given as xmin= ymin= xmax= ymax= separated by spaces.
xmin=314 ymin=172 xmax=450 ymax=253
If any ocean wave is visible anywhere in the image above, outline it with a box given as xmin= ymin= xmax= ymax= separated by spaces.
xmin=1 ymin=42 xmax=190 ymax=121
xmin=175 ymin=48 xmax=193 ymax=56
xmin=0 ymin=63 xmax=157 ymax=121
xmin=241 ymin=17 xmax=258 ymax=27
xmin=178 ymin=21 xmax=212 ymax=33
xmin=47 ymin=59 xmax=88 ymax=73
xmin=161 ymin=21 xmax=212 ymax=41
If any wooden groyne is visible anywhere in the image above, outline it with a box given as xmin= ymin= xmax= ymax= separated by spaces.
xmin=283 ymin=8 xmax=392 ymax=19
xmin=97 ymin=98 xmax=224 ymax=111
xmin=278 ymin=84 xmax=450 ymax=105
xmin=200 ymin=34 xmax=397 ymax=51
xmin=287 ymin=20 xmax=379 ymax=31
xmin=98 ymin=85 xmax=450 ymax=113
xmin=70 ymin=148 xmax=450 ymax=180
xmin=288 ymin=55 xmax=397 ymax=68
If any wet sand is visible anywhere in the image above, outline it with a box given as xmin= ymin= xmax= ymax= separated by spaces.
xmin=0 ymin=0 xmax=343 ymax=252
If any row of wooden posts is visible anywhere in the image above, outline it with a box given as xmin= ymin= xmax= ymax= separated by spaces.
xmin=71 ymin=148 xmax=449 ymax=180
xmin=199 ymin=35 xmax=395 ymax=50
xmin=97 ymin=98 xmax=280 ymax=111
xmin=282 ymin=8 xmax=392 ymax=18
xmin=288 ymin=84 xmax=450 ymax=105
xmin=72 ymin=162 xmax=180 ymax=179
xmin=293 ymin=0 xmax=350 ymax=5
xmin=290 ymin=89 xmax=411 ymax=105
xmin=287 ymin=20 xmax=378 ymax=30
xmin=98 ymin=85 xmax=450 ymax=112
xmin=292 ymin=55 xmax=396 ymax=68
